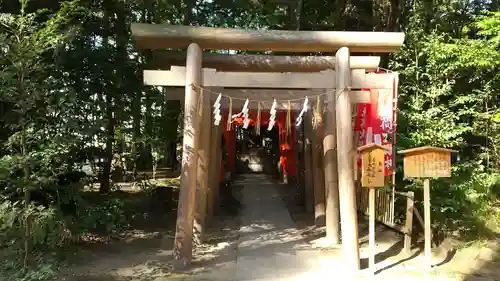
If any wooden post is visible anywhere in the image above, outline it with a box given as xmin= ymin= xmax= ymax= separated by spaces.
xmin=173 ymin=43 xmax=202 ymax=269
xmin=304 ymin=112 xmax=314 ymax=214
xmin=312 ymin=99 xmax=326 ymax=227
xmin=391 ymin=74 xmax=400 ymax=225
xmin=193 ymin=88 xmax=212 ymax=244
xmin=296 ymin=117 xmax=305 ymax=207
xmin=423 ymin=178 xmax=432 ymax=269
xmin=335 ymin=47 xmax=360 ymax=271
xmin=206 ymin=122 xmax=221 ymax=225
xmin=398 ymin=146 xmax=457 ymax=270
xmin=358 ymin=143 xmax=388 ymax=275
xmin=323 ymin=91 xmax=340 ymax=245
xmin=369 ymin=188 xmax=376 ymax=273
xmin=404 ymin=191 xmax=414 ymax=252
xmin=213 ymin=131 xmax=223 ymax=214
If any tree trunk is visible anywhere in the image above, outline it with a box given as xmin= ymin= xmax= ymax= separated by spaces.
xmin=295 ymin=0 xmax=303 ymax=30
xmin=423 ymin=0 xmax=434 ymax=32
xmin=372 ymin=0 xmax=382 ymax=31
xmin=100 ymin=1 xmax=113 ymax=194
xmin=183 ymin=0 xmax=194 ymax=25
xmin=491 ymin=0 xmax=498 ymax=11
xmin=101 ymin=96 xmax=114 ymax=193
xmin=21 ymin=130 xmax=31 ymax=268
xmin=143 ymin=83 xmax=153 ymax=170
xmin=131 ymin=90 xmax=141 ymax=175
xmin=164 ymin=97 xmax=181 ymax=170
xmin=387 ymin=0 xmax=401 ymax=31
xmin=113 ymin=0 xmax=127 ymax=181
xmin=334 ymin=0 xmax=346 ymax=30
xmin=142 ymin=1 xmax=155 ymax=171
xmin=169 ymin=141 xmax=177 ymax=169
xmin=132 ymin=6 xmax=148 ymax=177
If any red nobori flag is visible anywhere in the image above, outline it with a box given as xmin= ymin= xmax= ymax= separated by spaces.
xmin=354 ymin=74 xmax=398 ymax=176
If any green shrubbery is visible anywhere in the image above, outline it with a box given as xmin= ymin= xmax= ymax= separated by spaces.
xmin=0 ymin=190 xmax=133 ymax=281
xmin=392 ymin=10 xmax=500 ymax=241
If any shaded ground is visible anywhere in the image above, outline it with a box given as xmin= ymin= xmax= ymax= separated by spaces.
xmin=55 ymin=213 xmax=242 ymax=281
xmin=85 ymin=168 xmax=181 ymax=193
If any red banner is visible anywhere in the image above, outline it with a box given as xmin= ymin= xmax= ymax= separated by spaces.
xmin=354 ymin=74 xmax=398 ymax=176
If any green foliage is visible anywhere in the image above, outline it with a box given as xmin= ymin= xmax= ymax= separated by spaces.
xmin=74 ymin=197 xmax=128 ymax=235
xmin=2 ymin=257 xmax=57 ymax=281
xmin=0 ymin=201 xmax=66 ymax=250
xmin=393 ymin=11 xmax=500 ymax=238
xmin=0 ymin=200 xmax=64 ymax=281
xmin=0 ymin=193 xmax=136 ymax=280
xmin=472 ymin=12 xmax=500 ymax=42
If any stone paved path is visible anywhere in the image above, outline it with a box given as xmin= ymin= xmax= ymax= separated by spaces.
xmin=234 ymin=174 xmax=319 ymax=281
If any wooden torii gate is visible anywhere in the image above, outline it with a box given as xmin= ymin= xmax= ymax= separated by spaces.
xmin=131 ymin=24 xmax=405 ymax=272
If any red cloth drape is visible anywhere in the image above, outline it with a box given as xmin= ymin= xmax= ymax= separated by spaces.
xmin=354 ymin=72 xmax=397 ymax=176
xmin=276 ymin=111 xmax=296 ymax=177
xmin=218 ymin=108 xmax=298 ymax=182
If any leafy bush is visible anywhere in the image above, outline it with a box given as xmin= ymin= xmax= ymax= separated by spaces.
xmin=0 ymin=192 xmax=133 ymax=280
xmin=0 ymin=199 xmax=66 ymax=281
xmin=0 ymin=200 xmax=67 ymax=252
xmin=73 ymin=197 xmax=129 ymax=235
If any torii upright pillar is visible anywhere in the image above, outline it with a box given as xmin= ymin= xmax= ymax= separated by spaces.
xmin=324 ymin=88 xmax=341 ymax=245
xmin=173 ymin=43 xmax=202 ymax=269
xmin=312 ymin=98 xmax=326 ymax=227
xmin=335 ymin=47 xmax=360 ymax=271
xmin=193 ymin=86 xmax=212 ymax=244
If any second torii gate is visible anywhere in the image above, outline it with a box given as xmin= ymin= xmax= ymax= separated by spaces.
xmin=131 ymin=24 xmax=405 ymax=272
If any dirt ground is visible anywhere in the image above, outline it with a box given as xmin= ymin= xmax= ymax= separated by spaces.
xmin=54 ymin=176 xmax=500 ymax=281
xmin=55 ymin=212 xmax=241 ymax=281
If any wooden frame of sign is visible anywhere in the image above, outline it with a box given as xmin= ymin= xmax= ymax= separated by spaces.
xmin=357 ymin=143 xmax=389 ymax=275
xmin=397 ymin=146 xmax=457 ymax=270
xmin=399 ymin=146 xmax=455 ymax=178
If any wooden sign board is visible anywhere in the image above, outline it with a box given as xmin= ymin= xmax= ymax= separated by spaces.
xmin=398 ymin=146 xmax=457 ymax=178
xmin=357 ymin=143 xmax=388 ymax=188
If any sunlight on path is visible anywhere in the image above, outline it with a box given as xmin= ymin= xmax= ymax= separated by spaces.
xmin=234 ymin=174 xmax=324 ymax=281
